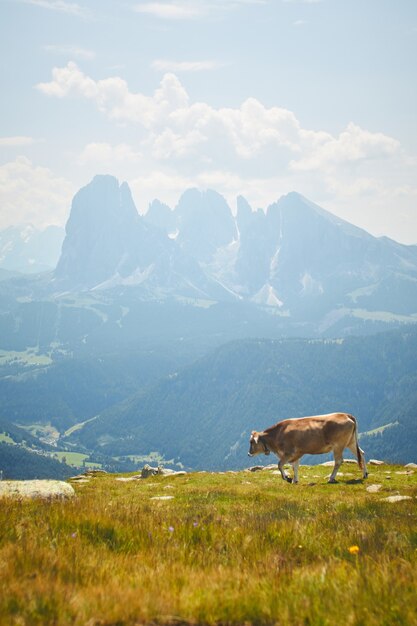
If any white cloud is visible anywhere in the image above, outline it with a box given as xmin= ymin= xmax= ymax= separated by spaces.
xmin=292 ymin=123 xmax=401 ymax=171
xmin=19 ymin=0 xmax=91 ymax=18
xmin=36 ymin=62 xmax=99 ymax=98
xmin=133 ymin=0 xmax=267 ymax=20
xmin=43 ymin=44 xmax=96 ymax=60
xmin=36 ymin=63 xmax=417 ymax=243
xmin=36 ymin=65 xmax=404 ymax=172
xmin=36 ymin=63 xmax=189 ymax=127
xmin=36 ymin=63 xmax=303 ymax=162
xmin=152 ymin=59 xmax=221 ymax=72
xmin=0 ymin=157 xmax=73 ymax=229
xmin=134 ymin=2 xmax=205 ymax=19
xmin=0 ymin=136 xmax=38 ymax=147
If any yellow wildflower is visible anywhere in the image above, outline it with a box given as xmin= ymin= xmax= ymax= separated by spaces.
xmin=348 ymin=545 xmax=360 ymax=555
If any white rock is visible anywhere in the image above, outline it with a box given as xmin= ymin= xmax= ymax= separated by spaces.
xmin=382 ymin=495 xmax=413 ymax=503
xmin=369 ymin=459 xmax=385 ymax=465
xmin=161 ymin=471 xmax=186 ymax=478
xmin=366 ymin=484 xmax=382 ymax=493
xmin=0 ymin=480 xmax=75 ymax=500
xmin=404 ymin=463 xmax=417 ymax=469
xmin=150 ymin=495 xmax=174 ymax=501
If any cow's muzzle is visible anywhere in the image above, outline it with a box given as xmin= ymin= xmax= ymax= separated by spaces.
xmin=248 ymin=452 xmax=253 ymax=457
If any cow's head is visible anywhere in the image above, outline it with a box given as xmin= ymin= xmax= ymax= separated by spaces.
xmin=248 ymin=431 xmax=270 ymax=457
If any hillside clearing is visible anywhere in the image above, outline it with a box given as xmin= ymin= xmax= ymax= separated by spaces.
xmin=0 ymin=464 xmax=416 ymax=626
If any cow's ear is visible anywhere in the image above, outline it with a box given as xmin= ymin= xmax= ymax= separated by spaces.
xmin=253 ymin=433 xmax=259 ymax=444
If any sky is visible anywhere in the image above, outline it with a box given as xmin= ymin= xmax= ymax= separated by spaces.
xmin=0 ymin=0 xmax=417 ymax=244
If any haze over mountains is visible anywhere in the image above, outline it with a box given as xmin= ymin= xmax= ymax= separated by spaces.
xmin=2 ymin=173 xmax=417 ymax=328
xmin=51 ymin=175 xmax=417 ymax=328
xmin=1 ymin=174 xmax=416 ymax=477
xmin=0 ymin=224 xmax=64 ymax=275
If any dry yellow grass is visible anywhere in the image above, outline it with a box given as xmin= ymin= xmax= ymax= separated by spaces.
xmin=0 ymin=464 xmax=416 ymax=625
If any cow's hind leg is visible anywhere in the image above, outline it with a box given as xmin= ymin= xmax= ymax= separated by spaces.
xmin=278 ymin=456 xmax=293 ymax=483
xmin=329 ymin=447 xmax=344 ymax=483
xmin=292 ymin=459 xmax=300 ymax=484
xmin=347 ymin=442 xmax=368 ymax=479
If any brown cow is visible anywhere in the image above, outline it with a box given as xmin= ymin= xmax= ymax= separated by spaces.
xmin=248 ymin=412 xmax=368 ymax=483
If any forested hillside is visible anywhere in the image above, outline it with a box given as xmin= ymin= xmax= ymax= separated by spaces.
xmin=0 ymin=346 xmax=194 ymax=431
xmin=67 ymin=327 xmax=417 ymax=469
xmin=360 ymin=393 xmax=417 ymax=462
xmin=0 ymin=443 xmax=73 ymax=480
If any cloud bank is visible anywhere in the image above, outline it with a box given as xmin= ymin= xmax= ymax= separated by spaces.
xmin=4 ymin=61 xmax=414 ymax=242
xmin=36 ymin=62 xmax=402 ymax=176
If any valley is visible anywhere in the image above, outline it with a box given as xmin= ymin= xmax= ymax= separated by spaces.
xmin=0 ymin=177 xmax=416 ymax=479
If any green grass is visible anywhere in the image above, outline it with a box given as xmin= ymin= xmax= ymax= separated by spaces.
xmin=52 ymin=451 xmax=102 ymax=469
xmin=362 ymin=421 xmax=399 ymax=436
xmin=0 ymin=464 xmax=416 ymax=626
xmin=63 ymin=417 xmax=99 ymax=438
xmin=118 ymin=451 xmax=181 ymax=467
xmin=0 ymin=349 xmax=52 ymax=366
xmin=0 ymin=431 xmax=15 ymax=444
xmin=19 ymin=423 xmax=60 ymax=444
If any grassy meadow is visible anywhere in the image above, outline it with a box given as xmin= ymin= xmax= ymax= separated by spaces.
xmin=0 ymin=463 xmax=416 ymax=626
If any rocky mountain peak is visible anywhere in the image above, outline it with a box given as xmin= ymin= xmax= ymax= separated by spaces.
xmin=144 ymin=199 xmax=175 ymax=234
xmin=55 ymin=176 xmax=143 ymax=288
xmin=174 ymin=188 xmax=237 ymax=262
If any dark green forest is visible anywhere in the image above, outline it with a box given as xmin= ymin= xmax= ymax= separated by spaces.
xmin=0 ymin=443 xmax=73 ymax=480
xmin=67 ymin=327 xmax=417 ymax=469
xmin=1 ymin=326 xmax=416 ymax=477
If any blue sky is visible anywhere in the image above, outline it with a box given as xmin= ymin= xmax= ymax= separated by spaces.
xmin=1 ymin=0 xmax=417 ymax=243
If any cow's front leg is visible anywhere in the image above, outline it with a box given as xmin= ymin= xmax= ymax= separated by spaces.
xmin=278 ymin=458 xmax=292 ymax=483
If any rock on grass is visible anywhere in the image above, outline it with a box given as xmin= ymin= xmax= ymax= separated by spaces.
xmin=0 ymin=480 xmax=75 ymax=500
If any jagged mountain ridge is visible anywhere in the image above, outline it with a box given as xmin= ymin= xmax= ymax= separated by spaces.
xmin=54 ymin=176 xmax=232 ymax=301
xmin=53 ymin=175 xmax=417 ymax=323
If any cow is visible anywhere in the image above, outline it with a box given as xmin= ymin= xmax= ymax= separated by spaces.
xmin=248 ymin=412 xmax=368 ymax=484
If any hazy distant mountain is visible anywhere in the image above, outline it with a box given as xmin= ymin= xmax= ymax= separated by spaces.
xmin=54 ymin=175 xmax=417 ymax=328
xmin=2 ymin=174 xmax=415 ymax=353
xmin=54 ymin=176 xmax=233 ymax=301
xmin=55 ymin=175 xmax=167 ymax=289
xmin=0 ymin=224 xmax=64 ymax=274
xmin=233 ymin=192 xmax=417 ymax=318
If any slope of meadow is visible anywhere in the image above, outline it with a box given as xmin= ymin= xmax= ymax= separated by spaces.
xmin=1 ymin=464 xmax=416 ymax=626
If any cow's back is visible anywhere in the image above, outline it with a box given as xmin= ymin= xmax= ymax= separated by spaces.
xmin=267 ymin=413 xmax=355 ymax=456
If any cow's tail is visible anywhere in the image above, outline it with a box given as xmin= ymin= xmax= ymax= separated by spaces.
xmin=349 ymin=414 xmax=363 ymax=469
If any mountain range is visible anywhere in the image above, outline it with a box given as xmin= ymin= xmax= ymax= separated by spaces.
xmin=1 ymin=174 xmax=417 ymax=477
xmin=50 ymin=175 xmax=417 ymax=333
